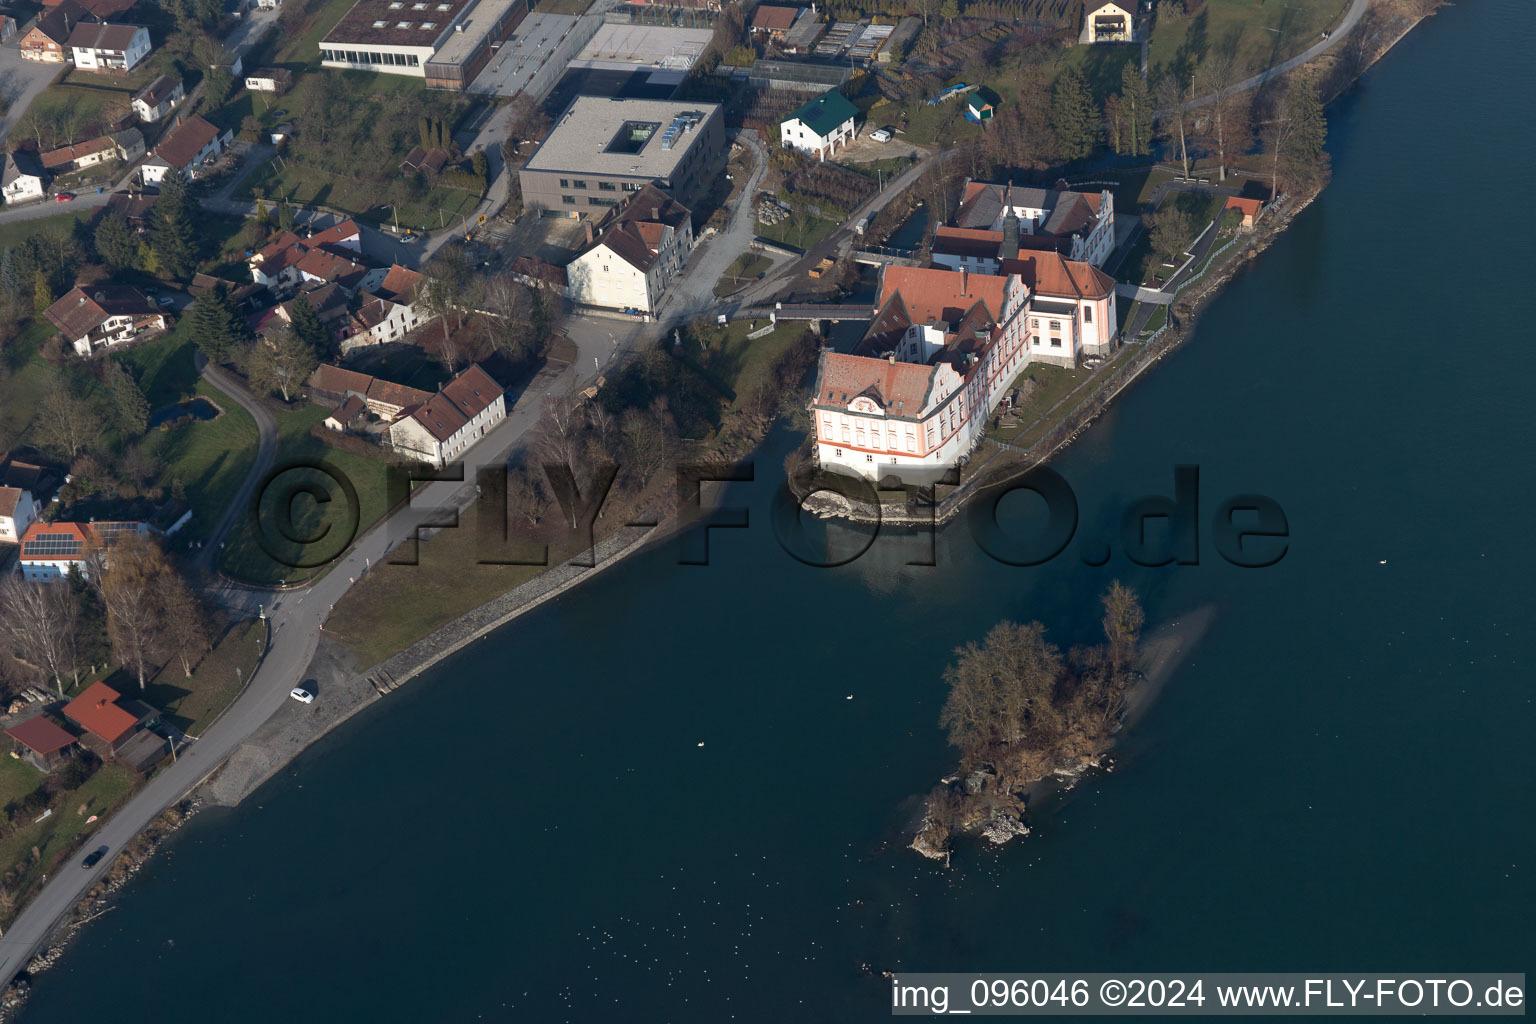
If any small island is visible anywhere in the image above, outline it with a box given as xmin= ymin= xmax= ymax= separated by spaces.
xmin=912 ymin=582 xmax=1147 ymax=864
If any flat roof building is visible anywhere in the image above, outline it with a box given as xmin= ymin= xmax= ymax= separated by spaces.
xmin=520 ymin=96 xmax=725 ymax=217
xmin=320 ymin=0 xmax=527 ymax=89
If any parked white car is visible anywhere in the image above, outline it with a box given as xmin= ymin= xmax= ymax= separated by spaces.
xmin=868 ymin=128 xmax=893 ymax=143
xmin=290 ymin=685 xmax=315 ymax=704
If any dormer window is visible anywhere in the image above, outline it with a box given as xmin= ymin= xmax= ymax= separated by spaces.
xmin=396 ymin=20 xmax=410 ymax=26
xmin=373 ymin=18 xmax=386 ymax=25
xmin=420 ymin=20 xmax=435 ymax=27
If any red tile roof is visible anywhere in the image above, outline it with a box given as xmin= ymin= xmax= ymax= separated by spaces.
xmin=1225 ymin=196 xmax=1263 ymax=220
xmin=815 ymin=353 xmax=934 ymax=416
xmin=752 ymin=4 xmax=800 ymax=30
xmin=0 ymin=485 xmax=25 ymax=518
xmin=39 ymin=135 xmax=117 ymax=171
xmin=62 ymin=681 xmax=140 ymax=744
xmin=308 ymin=219 xmax=360 ymax=249
xmin=328 ymin=395 xmax=366 ymax=424
xmin=365 ymin=378 xmax=431 ymax=412
xmin=5 ymin=715 xmax=77 ymax=755
xmin=154 ymin=115 xmax=220 ymax=171
xmin=932 ymin=225 xmax=1003 ymax=261
xmin=404 ymin=394 xmax=469 ymax=442
xmin=307 ymin=363 xmax=374 ymax=398
xmin=378 ymin=264 xmax=422 ymax=300
xmin=879 ymin=265 xmax=1007 ymax=325
xmin=44 ymin=285 xmax=159 ymax=340
xmin=439 ymin=364 xmax=502 ymax=421
xmin=999 ymin=251 xmax=1114 ymax=300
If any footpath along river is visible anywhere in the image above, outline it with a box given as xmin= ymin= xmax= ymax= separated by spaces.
xmin=20 ymin=2 xmax=1536 ymax=1019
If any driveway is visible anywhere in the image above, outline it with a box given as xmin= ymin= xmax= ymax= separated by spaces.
xmin=0 ymin=48 xmax=62 ymax=148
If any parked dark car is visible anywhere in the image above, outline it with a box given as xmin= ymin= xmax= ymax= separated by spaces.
xmin=81 ymin=845 xmax=109 ymax=869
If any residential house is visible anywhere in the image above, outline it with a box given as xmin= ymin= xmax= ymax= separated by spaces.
xmin=808 ymin=259 xmax=1115 ymax=483
xmin=4 ymin=717 xmax=78 ymax=772
xmin=1079 ymin=0 xmax=1134 ymax=43
xmin=1 ymin=152 xmax=47 ymax=204
xmin=43 ymin=0 xmax=138 ymax=16
xmin=751 ymin=4 xmax=800 ymax=41
xmin=39 ymin=135 xmax=118 ymax=174
xmin=306 ymin=364 xmax=432 ymax=421
xmin=243 ymin=67 xmax=293 ymax=93
xmin=113 ymin=127 xmax=146 ymax=162
xmin=565 ymin=184 xmax=693 ymax=315
xmin=44 ymin=284 xmax=168 ymax=356
xmin=324 ymin=395 xmax=367 ymax=432
xmin=950 ymin=179 xmax=1117 ymax=268
xmin=68 ymin=21 xmax=152 ymax=72
xmin=19 ymin=0 xmax=91 ymax=62
xmin=341 ymin=265 xmax=427 ymax=351
xmin=60 ymin=681 xmax=166 ymax=771
xmin=17 ymin=520 xmax=149 ymax=581
xmin=779 ymin=88 xmax=858 ymax=161
xmin=257 ymin=0 xmax=281 ymax=8
xmin=97 ymin=189 xmax=158 ymax=232
xmin=132 ymin=74 xmax=184 ymax=122
xmin=247 ymin=221 xmax=367 ymax=294
xmin=0 ymin=485 xmax=38 ymax=542
xmin=388 ymin=364 xmax=507 ymax=467
xmin=139 ymin=115 xmax=232 ymax=186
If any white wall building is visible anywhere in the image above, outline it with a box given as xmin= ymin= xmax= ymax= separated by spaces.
xmin=388 ymin=364 xmax=507 ymax=467
xmin=139 ymin=115 xmax=232 ymax=186
xmin=565 ymin=185 xmax=693 ymax=315
xmin=951 ymin=180 xmax=1117 ymax=268
xmin=779 ymin=88 xmax=858 ymax=161
xmin=1 ymin=153 xmax=46 ymax=205
xmin=69 ymin=23 xmax=153 ymax=72
xmin=0 ymin=487 xmax=38 ymax=542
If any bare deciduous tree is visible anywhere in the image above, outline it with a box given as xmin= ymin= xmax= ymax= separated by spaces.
xmin=91 ymin=534 xmax=168 ymax=691
xmin=33 ymin=379 xmax=101 ymax=460
xmin=0 ymin=575 xmax=81 ymax=695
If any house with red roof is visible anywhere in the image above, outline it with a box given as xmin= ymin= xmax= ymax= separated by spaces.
xmin=951 ymin=179 xmax=1117 ymax=268
xmin=247 ymin=222 xmax=373 ymax=297
xmin=1225 ymin=195 xmax=1264 ymax=229
xmin=0 ymin=485 xmax=38 ymax=542
xmin=4 ymin=716 xmax=78 ymax=772
xmin=44 ymin=285 xmax=168 ymax=356
xmin=140 ymin=114 xmax=232 ymax=186
xmin=17 ymin=520 xmax=148 ymax=582
xmin=388 ymin=364 xmax=506 ymax=467
xmin=565 ymin=185 xmax=693 ymax=315
xmin=60 ymin=681 xmax=167 ymax=770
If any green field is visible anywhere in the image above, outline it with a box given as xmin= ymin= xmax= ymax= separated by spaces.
xmin=237 ymin=159 xmax=480 ymax=231
xmin=1145 ymin=0 xmax=1352 ymax=77
xmin=217 ymin=405 xmax=397 ymax=585
xmin=0 ymin=210 xmax=90 ymax=253
xmin=713 ymin=252 xmax=772 ymax=297
xmin=143 ymin=616 xmax=265 ymax=736
xmin=757 ymin=212 xmax=839 ymax=252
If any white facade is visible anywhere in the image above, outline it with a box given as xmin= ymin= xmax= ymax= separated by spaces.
xmin=133 ymin=80 xmax=185 ymax=122
xmin=70 ymin=310 xmax=169 ymax=356
xmin=389 ymin=392 xmax=507 ymax=466
xmin=567 ymin=218 xmax=693 ymax=314
xmin=71 ymin=26 xmax=152 ymax=72
xmin=320 ymin=40 xmax=434 ymax=76
xmin=779 ymin=112 xmax=855 ymax=161
xmin=1 ymin=158 xmax=46 ymax=204
xmin=342 ymin=295 xmax=428 ymax=351
xmin=140 ymin=124 xmax=232 ymax=185
xmin=0 ymin=488 xmax=37 ymax=542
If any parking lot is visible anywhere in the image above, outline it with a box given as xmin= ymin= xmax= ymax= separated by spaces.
xmin=0 ymin=45 xmax=64 ymax=148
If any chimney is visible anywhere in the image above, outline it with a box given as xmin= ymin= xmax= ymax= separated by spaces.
xmin=960 ymin=267 xmax=967 ymax=294
xmin=887 ymin=352 xmax=895 ymax=365
xmin=651 ymin=206 xmax=661 ymax=221
xmin=583 ymin=219 xmax=594 ymax=244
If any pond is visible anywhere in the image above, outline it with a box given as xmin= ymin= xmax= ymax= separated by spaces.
xmin=149 ymin=396 xmax=221 ymax=429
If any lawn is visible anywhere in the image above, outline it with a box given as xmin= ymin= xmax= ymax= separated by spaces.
xmin=20 ymin=85 xmax=127 ymax=147
xmin=1145 ymin=0 xmax=1353 ymax=77
xmin=140 ymin=379 xmax=262 ymax=546
xmin=217 ymin=404 xmax=397 ymax=585
xmin=0 ymin=210 xmax=91 ymax=253
xmin=237 ymin=157 xmax=481 ymax=230
xmin=987 ymin=362 xmax=1090 ymax=444
xmin=0 ymin=322 xmax=59 ymax=451
xmin=757 ymin=213 xmax=838 ymax=252
xmin=143 ymin=616 xmax=264 ymax=736
xmin=712 ymin=252 xmax=771 ymax=297
xmin=276 ymin=0 xmax=360 ymax=65
xmin=0 ymin=759 xmax=139 ymax=920
xmin=677 ymin=320 xmax=803 ymax=418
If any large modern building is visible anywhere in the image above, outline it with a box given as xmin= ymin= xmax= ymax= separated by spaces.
xmin=319 ymin=0 xmax=527 ymax=90
xmin=519 ymin=97 xmax=725 ymax=217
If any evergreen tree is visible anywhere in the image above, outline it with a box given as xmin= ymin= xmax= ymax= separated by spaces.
xmin=104 ymin=360 xmax=150 ymax=438
xmin=279 ymin=199 xmax=295 ymax=232
xmin=151 ymin=169 xmax=199 ymax=279
xmin=34 ymin=270 xmax=54 ymax=316
xmin=285 ymin=293 xmax=330 ymax=354
xmin=189 ymin=283 xmax=247 ymax=364
xmin=418 ymin=114 xmax=431 ymax=151
xmin=1050 ymin=66 xmax=1099 ymax=161
xmin=1120 ymin=61 xmax=1154 ymax=157
xmin=471 ymin=148 xmax=488 ymax=183
xmin=0 ymin=248 xmax=17 ymax=301
xmin=435 ymin=117 xmax=446 ymax=151
xmin=255 ymin=193 xmax=269 ymax=225
xmin=94 ymin=213 xmax=140 ymax=273
xmin=1272 ymin=75 xmax=1328 ymax=195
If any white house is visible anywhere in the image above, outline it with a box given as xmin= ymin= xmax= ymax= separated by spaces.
xmin=44 ymin=285 xmax=169 ymax=356
xmin=565 ymin=185 xmax=693 ymax=315
xmin=342 ymin=265 xmax=428 ymax=350
xmin=0 ymin=486 xmax=38 ymax=542
xmin=17 ymin=520 xmax=148 ymax=582
xmin=132 ymin=75 xmax=184 ymax=122
xmin=779 ymin=89 xmax=858 ymax=161
xmin=1 ymin=152 xmax=47 ymax=205
xmin=1080 ymin=0 xmax=1134 ymax=43
xmin=140 ymin=115 xmax=232 ymax=186
xmin=68 ymin=22 xmax=153 ymax=72
xmin=388 ymin=364 xmax=507 ymax=467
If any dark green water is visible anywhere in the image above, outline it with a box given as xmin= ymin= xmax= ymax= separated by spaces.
xmin=24 ymin=4 xmax=1535 ymax=1020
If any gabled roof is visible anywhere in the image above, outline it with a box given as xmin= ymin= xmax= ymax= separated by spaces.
xmin=29 ymin=0 xmax=92 ymax=46
xmin=879 ymin=265 xmax=1006 ymax=326
xmin=308 ymin=218 xmax=360 ymax=249
xmin=44 ymin=285 xmax=158 ymax=339
xmin=0 ymin=461 xmax=44 ymax=491
xmin=751 ymin=4 xmax=800 ymax=30
xmin=403 ymin=394 xmax=469 ymax=442
xmin=4 ymin=716 xmax=77 ymax=756
xmin=578 ymin=184 xmax=691 ymax=273
xmin=0 ymin=485 xmax=28 ymax=518
xmin=365 ymin=377 xmax=431 ymax=411
xmin=19 ymin=520 xmax=145 ymax=561
xmin=134 ymin=74 xmax=181 ymax=107
xmin=510 ymin=256 xmax=568 ymax=289
xmin=378 ymin=264 xmax=422 ymax=301
xmin=294 ymin=246 xmax=367 ymax=286
xmin=39 ymin=135 xmax=117 ymax=171
xmin=328 ymin=395 xmax=366 ymax=424
xmin=62 ymin=681 xmax=140 ymax=745
xmin=67 ymin=20 xmax=143 ymax=50
xmin=932 ymin=225 xmax=1004 ymax=261
xmin=1 ymin=152 xmax=44 ymax=187
xmin=782 ymin=89 xmax=858 ymax=136
xmin=813 ymin=352 xmax=934 ymax=417
xmin=307 ymin=363 xmax=374 ymax=397
xmin=153 ymin=115 xmax=221 ymax=170
xmin=439 ymin=364 xmax=502 ymax=421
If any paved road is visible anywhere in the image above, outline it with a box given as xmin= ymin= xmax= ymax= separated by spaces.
xmin=191 ymin=357 xmax=279 ymax=575
xmin=0 ymin=45 xmax=62 ymax=149
xmin=1119 ymin=212 xmax=1223 ymax=339
xmin=0 ymin=303 xmax=623 ymax=987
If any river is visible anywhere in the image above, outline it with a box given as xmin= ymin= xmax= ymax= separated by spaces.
xmin=21 ymin=3 xmax=1536 ymax=1020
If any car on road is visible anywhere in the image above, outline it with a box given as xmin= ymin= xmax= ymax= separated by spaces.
xmin=868 ymin=128 xmax=893 ymax=143
xmin=157 ymin=295 xmax=177 ymax=307
xmin=81 ymin=845 xmax=108 ymax=869
xmin=399 ymin=233 xmax=419 ymax=244
xmin=54 ymin=192 xmax=75 ymax=202
xmin=291 ymin=684 xmax=315 ymax=704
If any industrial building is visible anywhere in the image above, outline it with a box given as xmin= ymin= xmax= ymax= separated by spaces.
xmin=319 ymin=0 xmax=528 ymax=90
xmin=519 ymin=96 xmax=725 ymax=217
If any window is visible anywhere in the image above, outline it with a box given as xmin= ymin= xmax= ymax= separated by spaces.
xmin=1031 ymin=318 xmax=1039 ymax=329
xmin=1083 ymin=306 xmax=1092 ymax=323
xmin=571 ymin=179 xmax=587 ymax=189
xmin=561 ymin=195 xmax=575 ymax=204
xmin=866 ymin=454 xmax=874 ymax=463
xmin=412 ymin=1 xmax=425 ymax=7
xmin=1049 ymin=320 xmax=1061 ymax=331
xmin=602 ymin=265 xmax=609 ymax=273
xmin=834 ymin=448 xmax=843 ymax=458
xmin=1050 ymin=337 xmax=1061 ymax=347
xmin=588 ymin=197 xmax=616 ymax=207
xmin=396 ymin=20 xmax=410 ymax=27
xmin=598 ymin=181 xmax=616 ymax=191
xmin=558 ymin=178 xmax=569 ymax=187
xmin=408 ymin=54 xmax=419 ymax=65
xmin=373 ymin=19 xmax=387 ymax=26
